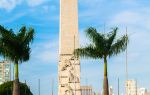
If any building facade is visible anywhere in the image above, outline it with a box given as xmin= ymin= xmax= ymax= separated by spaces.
xmin=81 ymin=86 xmax=93 ymax=95
xmin=58 ymin=0 xmax=81 ymax=95
xmin=145 ymin=92 xmax=150 ymax=95
xmin=93 ymin=92 xmax=101 ymax=95
xmin=0 ymin=61 xmax=11 ymax=85
xmin=125 ymin=80 xmax=137 ymax=95
xmin=109 ymin=86 xmax=114 ymax=95
xmin=138 ymin=88 xmax=147 ymax=95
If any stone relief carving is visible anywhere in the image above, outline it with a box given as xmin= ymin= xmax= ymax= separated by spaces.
xmin=69 ymin=70 xmax=79 ymax=83
xmin=63 ymin=84 xmax=74 ymax=95
xmin=59 ymin=55 xmax=80 ymax=95
xmin=61 ymin=59 xmax=71 ymax=71
xmin=61 ymin=56 xmax=78 ymax=71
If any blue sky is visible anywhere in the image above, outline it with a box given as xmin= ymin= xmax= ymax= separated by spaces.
xmin=0 ymin=0 xmax=150 ymax=95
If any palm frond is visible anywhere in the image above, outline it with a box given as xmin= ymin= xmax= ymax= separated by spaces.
xmin=74 ymin=44 xmax=102 ymax=59
xmin=23 ymin=27 xmax=34 ymax=45
xmin=0 ymin=25 xmax=34 ymax=63
xmin=109 ymin=35 xmax=128 ymax=57
xmin=0 ymin=25 xmax=16 ymax=40
xmin=85 ymin=27 xmax=99 ymax=42
xmin=85 ymin=27 xmax=105 ymax=52
xmin=0 ymin=25 xmax=17 ymax=59
xmin=17 ymin=26 xmax=26 ymax=41
xmin=107 ymin=27 xmax=118 ymax=46
xmin=20 ymin=47 xmax=30 ymax=62
xmin=104 ymin=27 xmax=118 ymax=53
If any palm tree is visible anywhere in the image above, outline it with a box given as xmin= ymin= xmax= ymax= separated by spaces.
xmin=0 ymin=25 xmax=34 ymax=95
xmin=74 ymin=27 xmax=128 ymax=95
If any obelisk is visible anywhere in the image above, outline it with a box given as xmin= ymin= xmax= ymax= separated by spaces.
xmin=58 ymin=0 xmax=81 ymax=95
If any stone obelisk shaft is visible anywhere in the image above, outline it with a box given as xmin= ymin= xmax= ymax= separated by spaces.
xmin=58 ymin=0 xmax=81 ymax=95
xmin=59 ymin=0 xmax=79 ymax=54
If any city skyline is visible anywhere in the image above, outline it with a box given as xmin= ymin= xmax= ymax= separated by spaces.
xmin=0 ymin=0 xmax=150 ymax=95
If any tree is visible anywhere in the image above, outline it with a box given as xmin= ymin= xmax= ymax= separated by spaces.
xmin=74 ymin=27 xmax=128 ymax=95
xmin=0 ymin=25 xmax=34 ymax=95
xmin=0 ymin=81 xmax=33 ymax=95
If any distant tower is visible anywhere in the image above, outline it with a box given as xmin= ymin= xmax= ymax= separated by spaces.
xmin=58 ymin=0 xmax=81 ymax=95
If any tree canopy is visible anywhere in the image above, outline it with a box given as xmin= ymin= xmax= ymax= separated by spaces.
xmin=74 ymin=27 xmax=128 ymax=59
xmin=0 ymin=25 xmax=34 ymax=63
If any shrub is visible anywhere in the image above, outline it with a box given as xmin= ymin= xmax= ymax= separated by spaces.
xmin=0 ymin=81 xmax=33 ymax=95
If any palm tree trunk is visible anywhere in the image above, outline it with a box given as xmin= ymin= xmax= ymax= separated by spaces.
xmin=13 ymin=62 xmax=20 ymax=95
xmin=103 ymin=56 xmax=109 ymax=95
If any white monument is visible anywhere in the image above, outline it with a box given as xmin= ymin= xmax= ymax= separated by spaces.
xmin=58 ymin=0 xmax=81 ymax=95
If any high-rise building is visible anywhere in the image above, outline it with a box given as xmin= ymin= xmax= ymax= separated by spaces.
xmin=125 ymin=80 xmax=137 ymax=95
xmin=93 ymin=92 xmax=101 ymax=95
xmin=0 ymin=61 xmax=11 ymax=85
xmin=81 ymin=86 xmax=93 ymax=95
xmin=109 ymin=86 xmax=114 ymax=95
xmin=58 ymin=0 xmax=81 ymax=95
xmin=138 ymin=88 xmax=147 ymax=95
xmin=145 ymin=92 xmax=150 ymax=95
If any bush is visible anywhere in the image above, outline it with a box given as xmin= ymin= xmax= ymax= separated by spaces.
xmin=0 ymin=81 xmax=33 ymax=95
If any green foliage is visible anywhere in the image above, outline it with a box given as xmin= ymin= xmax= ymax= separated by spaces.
xmin=74 ymin=27 xmax=129 ymax=59
xmin=0 ymin=25 xmax=35 ymax=95
xmin=74 ymin=27 xmax=129 ymax=95
xmin=0 ymin=81 xmax=33 ymax=95
xmin=0 ymin=25 xmax=35 ymax=63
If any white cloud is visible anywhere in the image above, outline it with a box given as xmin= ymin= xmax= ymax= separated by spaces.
xmin=0 ymin=0 xmax=48 ymax=11
xmin=1 ymin=12 xmax=26 ymax=24
xmin=121 ymin=0 xmax=138 ymax=5
xmin=79 ymin=0 xmax=103 ymax=7
xmin=32 ymin=40 xmax=59 ymax=64
xmin=0 ymin=0 xmax=22 ymax=11
xmin=110 ymin=8 xmax=150 ymax=30
xmin=26 ymin=0 xmax=46 ymax=7
xmin=108 ymin=8 xmax=150 ymax=74
xmin=111 ymin=11 xmax=140 ymax=25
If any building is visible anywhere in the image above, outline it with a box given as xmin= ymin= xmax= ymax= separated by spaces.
xmin=58 ymin=0 xmax=81 ymax=95
xmin=81 ymin=86 xmax=93 ymax=95
xmin=100 ymin=86 xmax=114 ymax=95
xmin=93 ymin=92 xmax=101 ymax=95
xmin=138 ymin=88 xmax=147 ymax=95
xmin=0 ymin=61 xmax=11 ymax=84
xmin=125 ymin=80 xmax=137 ymax=95
xmin=145 ymin=92 xmax=150 ymax=95
xmin=109 ymin=86 xmax=114 ymax=95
